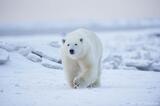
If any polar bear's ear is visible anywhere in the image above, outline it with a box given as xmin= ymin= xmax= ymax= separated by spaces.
xmin=80 ymin=38 xmax=83 ymax=42
xmin=62 ymin=39 xmax=66 ymax=44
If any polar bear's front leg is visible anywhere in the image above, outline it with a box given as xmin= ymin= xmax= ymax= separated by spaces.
xmin=73 ymin=66 xmax=97 ymax=88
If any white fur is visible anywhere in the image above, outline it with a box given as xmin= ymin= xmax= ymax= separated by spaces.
xmin=61 ymin=28 xmax=103 ymax=88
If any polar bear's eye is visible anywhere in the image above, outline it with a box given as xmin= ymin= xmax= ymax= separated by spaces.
xmin=67 ymin=44 xmax=70 ymax=46
xmin=75 ymin=44 xmax=78 ymax=46
xmin=80 ymin=38 xmax=83 ymax=42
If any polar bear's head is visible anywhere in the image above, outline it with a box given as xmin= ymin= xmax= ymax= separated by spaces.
xmin=62 ymin=35 xmax=88 ymax=60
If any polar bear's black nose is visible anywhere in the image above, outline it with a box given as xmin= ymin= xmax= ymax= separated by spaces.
xmin=69 ymin=49 xmax=74 ymax=54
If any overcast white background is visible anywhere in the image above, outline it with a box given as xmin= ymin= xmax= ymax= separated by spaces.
xmin=0 ymin=0 xmax=160 ymax=23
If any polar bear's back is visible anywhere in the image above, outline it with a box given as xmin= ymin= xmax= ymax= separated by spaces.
xmin=68 ymin=28 xmax=101 ymax=45
xmin=69 ymin=28 xmax=103 ymax=59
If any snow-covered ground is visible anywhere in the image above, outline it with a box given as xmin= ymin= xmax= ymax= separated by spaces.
xmin=0 ymin=28 xmax=160 ymax=106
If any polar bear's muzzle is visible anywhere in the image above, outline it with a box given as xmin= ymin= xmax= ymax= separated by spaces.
xmin=69 ymin=49 xmax=75 ymax=55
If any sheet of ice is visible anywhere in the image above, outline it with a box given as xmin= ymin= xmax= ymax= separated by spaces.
xmin=0 ymin=28 xmax=160 ymax=106
xmin=99 ymin=28 xmax=160 ymax=71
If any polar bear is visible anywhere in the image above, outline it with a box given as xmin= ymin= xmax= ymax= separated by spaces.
xmin=61 ymin=28 xmax=103 ymax=89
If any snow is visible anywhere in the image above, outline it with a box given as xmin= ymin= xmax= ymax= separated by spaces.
xmin=0 ymin=28 xmax=160 ymax=106
xmin=27 ymin=53 xmax=42 ymax=62
xmin=0 ymin=49 xmax=9 ymax=64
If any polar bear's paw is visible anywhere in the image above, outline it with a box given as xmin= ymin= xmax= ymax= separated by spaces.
xmin=73 ymin=77 xmax=85 ymax=89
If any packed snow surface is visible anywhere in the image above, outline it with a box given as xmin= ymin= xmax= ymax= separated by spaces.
xmin=0 ymin=28 xmax=160 ymax=106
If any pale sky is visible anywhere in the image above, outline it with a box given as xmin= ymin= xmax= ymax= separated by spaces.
xmin=0 ymin=0 xmax=160 ymax=23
